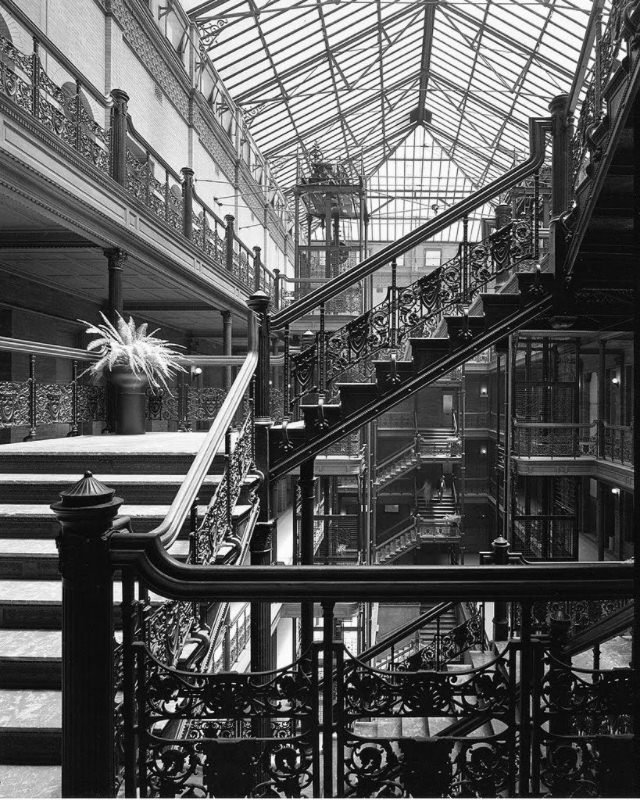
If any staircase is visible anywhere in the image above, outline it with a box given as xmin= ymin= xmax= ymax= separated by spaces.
xmin=375 ymin=443 xmax=419 ymax=491
xmin=415 ymin=490 xmax=457 ymax=521
xmin=417 ymin=429 xmax=461 ymax=459
xmin=0 ymin=433 xmax=254 ymax=795
xmin=272 ymin=273 xmax=555 ymax=479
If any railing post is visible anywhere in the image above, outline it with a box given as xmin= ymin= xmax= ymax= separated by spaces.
xmin=51 ymin=471 xmax=123 ymax=798
xmin=25 ymin=354 xmax=37 ymax=441
xmin=247 ymin=291 xmax=271 ymax=421
xmin=181 ymin=167 xmax=194 ymax=240
xmin=299 ymin=459 xmax=316 ymax=659
xmin=491 ymin=535 xmax=510 ymax=640
xmin=322 ymin=601 xmax=335 ymax=798
xmin=225 ymin=214 xmax=235 ymax=273
xmin=252 ymin=246 xmax=262 ymax=292
xmin=548 ymin=93 xmax=571 ymax=218
xmin=273 ymin=268 xmax=281 ymax=309
xmin=69 ymin=360 xmax=79 ymax=437
xmin=109 ymin=89 xmax=129 ymax=186
xmin=31 ymin=38 xmax=40 ymax=118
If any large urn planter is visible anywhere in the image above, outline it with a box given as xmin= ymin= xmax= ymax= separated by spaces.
xmin=79 ymin=312 xmax=185 ymax=436
xmin=109 ymin=366 xmax=148 ymax=435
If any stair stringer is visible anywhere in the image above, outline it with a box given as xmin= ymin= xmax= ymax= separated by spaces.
xmin=270 ymin=293 xmax=552 ymax=481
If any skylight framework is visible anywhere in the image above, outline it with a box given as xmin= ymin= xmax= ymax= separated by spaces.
xmin=187 ymin=0 xmax=607 ymax=243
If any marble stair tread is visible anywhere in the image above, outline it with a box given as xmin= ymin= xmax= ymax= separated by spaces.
xmin=0 ymin=766 xmax=60 ymax=798
xmin=0 ymin=690 xmax=60 ymax=727
xmin=0 ymin=630 xmax=61 ymax=658
xmin=0 ymin=474 xmax=219 ymax=486
xmin=0 ymin=580 xmax=165 ymax=604
xmin=426 ymin=717 xmax=451 ymax=736
xmin=0 ymin=539 xmax=58 ymax=555
xmin=0 ymin=432 xmax=209 ymax=456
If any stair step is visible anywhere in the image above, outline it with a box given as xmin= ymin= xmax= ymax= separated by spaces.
xmin=0 ymin=727 xmax=61 ymax=766
xmin=0 ymin=765 xmax=60 ymax=796
xmin=409 ymin=338 xmax=451 ymax=372
xmin=0 ymin=689 xmax=61 ymax=765
xmin=444 ymin=314 xmax=486 ymax=345
xmin=0 ymin=630 xmax=61 ymax=689
xmin=0 ymin=503 xmax=202 ymax=539
xmin=0 ymin=433 xmax=222 ymax=476
xmin=0 ymin=473 xmax=220 ymax=505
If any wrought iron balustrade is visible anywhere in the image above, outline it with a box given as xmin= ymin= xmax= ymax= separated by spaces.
xmin=108 ymin=571 xmax=633 ymax=797
xmin=570 ymin=0 xmax=627 ymax=190
xmin=513 ymin=422 xmax=597 ymax=458
xmin=602 ymin=422 xmax=633 ymax=465
xmin=513 ymin=598 xmax=633 ymax=640
xmin=290 ymin=215 xmax=537 ymax=402
xmin=193 ymin=405 xmax=256 ymax=565
xmin=0 ymin=30 xmax=110 ymax=173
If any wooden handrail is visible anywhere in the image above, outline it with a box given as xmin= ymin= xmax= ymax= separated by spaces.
xmin=271 ymin=116 xmax=551 ymax=328
xmin=106 ymin=537 xmax=633 ymax=601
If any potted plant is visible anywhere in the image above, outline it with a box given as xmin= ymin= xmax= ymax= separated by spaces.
xmin=80 ymin=312 xmax=185 ymax=435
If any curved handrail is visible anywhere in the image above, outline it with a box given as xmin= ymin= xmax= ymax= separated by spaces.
xmin=272 ymin=116 xmax=551 ymax=328
xmin=152 ymin=306 xmax=258 ymax=550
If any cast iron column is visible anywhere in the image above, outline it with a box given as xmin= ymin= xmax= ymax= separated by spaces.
xmin=51 ymin=471 xmax=124 ymax=798
xmin=246 ymin=292 xmax=275 ymax=684
xmin=105 ymin=248 xmax=127 ymax=325
xmin=299 ymin=458 xmax=316 ymax=658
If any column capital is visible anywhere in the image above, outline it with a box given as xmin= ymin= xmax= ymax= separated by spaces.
xmin=104 ymin=247 xmax=127 ymax=270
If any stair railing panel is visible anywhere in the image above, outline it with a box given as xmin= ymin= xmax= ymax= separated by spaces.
xmin=291 ymin=215 xmax=539 ymax=398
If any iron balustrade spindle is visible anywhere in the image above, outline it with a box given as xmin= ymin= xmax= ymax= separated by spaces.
xmin=26 ymin=354 xmax=36 ymax=440
xmin=69 ymin=360 xmax=79 ymax=437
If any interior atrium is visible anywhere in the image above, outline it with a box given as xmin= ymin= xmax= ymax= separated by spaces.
xmin=0 ymin=0 xmax=637 ymax=796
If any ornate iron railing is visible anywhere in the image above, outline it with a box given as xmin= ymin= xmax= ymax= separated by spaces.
xmin=512 ymin=516 xmax=578 ymax=561
xmin=570 ymin=0 xmax=627 ymax=190
xmin=193 ymin=406 xmax=256 ymax=565
xmin=290 ymin=216 xmax=537 ymax=401
xmin=602 ymin=422 xmax=633 ymax=465
xmin=514 ymin=598 xmax=633 ymax=639
xmin=0 ymin=32 xmax=110 ymax=172
xmin=513 ymin=422 xmax=597 ymax=458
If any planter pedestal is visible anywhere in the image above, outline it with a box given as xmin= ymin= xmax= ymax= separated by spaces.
xmin=109 ymin=368 xmax=148 ymax=435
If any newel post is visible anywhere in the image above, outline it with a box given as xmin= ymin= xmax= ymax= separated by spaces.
xmin=491 ymin=535 xmax=510 ymax=641
xmin=109 ymin=89 xmax=129 ymax=186
xmin=181 ymin=167 xmax=194 ymax=240
xmin=247 ymin=291 xmax=271 ymax=422
xmin=252 ymin=246 xmax=262 ymax=292
xmin=51 ymin=471 xmax=123 ymax=798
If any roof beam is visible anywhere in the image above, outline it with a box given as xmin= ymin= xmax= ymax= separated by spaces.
xmin=416 ymin=0 xmax=437 ymax=122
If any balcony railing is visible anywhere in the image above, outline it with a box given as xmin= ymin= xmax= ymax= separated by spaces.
xmin=513 ymin=422 xmax=597 ymax=458
xmin=601 ymin=422 xmax=634 ymax=465
xmin=0 ymin=11 xmax=279 ymax=301
xmin=512 ymin=515 xmax=578 ymax=561
xmin=0 ymin=337 xmax=255 ymax=436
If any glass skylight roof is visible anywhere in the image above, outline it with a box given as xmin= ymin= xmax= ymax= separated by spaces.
xmin=187 ymin=0 xmax=606 ymax=241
